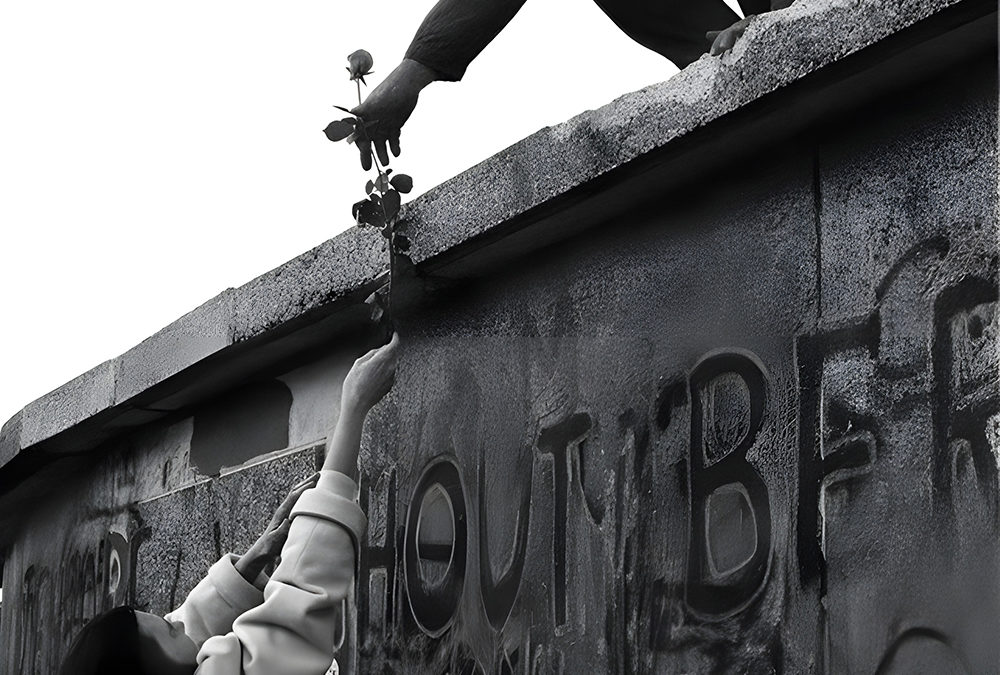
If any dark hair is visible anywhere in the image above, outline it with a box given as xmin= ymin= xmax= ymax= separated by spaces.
xmin=60 ymin=605 xmax=145 ymax=675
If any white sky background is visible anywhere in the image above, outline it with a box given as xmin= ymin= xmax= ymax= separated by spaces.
xmin=0 ymin=0 xmax=742 ymax=425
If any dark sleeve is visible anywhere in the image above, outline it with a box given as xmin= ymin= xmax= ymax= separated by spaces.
xmin=404 ymin=0 xmax=528 ymax=81
xmin=739 ymin=0 xmax=773 ymax=16
xmin=593 ymin=0 xmax=740 ymax=68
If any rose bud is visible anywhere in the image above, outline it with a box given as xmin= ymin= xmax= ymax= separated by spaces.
xmin=346 ymin=49 xmax=374 ymax=83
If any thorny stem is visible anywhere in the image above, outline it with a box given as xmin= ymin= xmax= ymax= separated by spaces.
xmin=356 ymin=79 xmax=394 ymax=326
xmin=370 ymin=148 xmax=394 ymax=322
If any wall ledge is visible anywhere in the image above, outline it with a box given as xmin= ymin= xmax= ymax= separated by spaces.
xmin=0 ymin=0 xmax=990 ymax=487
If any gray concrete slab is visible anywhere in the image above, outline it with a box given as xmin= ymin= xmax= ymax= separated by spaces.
xmin=0 ymin=0 xmax=976 ymax=468
xmin=232 ymin=226 xmax=386 ymax=342
xmin=0 ymin=411 xmax=21 ymax=468
xmin=401 ymin=0 xmax=967 ymax=265
xmin=21 ymin=360 xmax=116 ymax=449
xmin=115 ymin=290 xmax=235 ymax=404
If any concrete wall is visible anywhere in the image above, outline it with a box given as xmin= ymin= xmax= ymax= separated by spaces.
xmin=1 ymin=3 xmax=996 ymax=673
xmin=1 ymin=348 xmax=355 ymax=673
xmin=346 ymin=61 xmax=996 ymax=673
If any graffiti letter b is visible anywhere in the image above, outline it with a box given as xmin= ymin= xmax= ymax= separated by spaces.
xmin=686 ymin=352 xmax=771 ymax=618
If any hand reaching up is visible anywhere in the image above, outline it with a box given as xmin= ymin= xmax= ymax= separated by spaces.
xmin=235 ymin=472 xmax=320 ymax=585
xmin=324 ymin=333 xmax=401 ymax=478
xmin=341 ymin=332 xmax=401 ymax=418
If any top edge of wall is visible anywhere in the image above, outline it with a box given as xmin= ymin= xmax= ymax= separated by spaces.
xmin=0 ymin=0 xmax=986 ymax=472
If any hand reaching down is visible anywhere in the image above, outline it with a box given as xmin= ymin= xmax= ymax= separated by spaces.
xmin=706 ymin=16 xmax=754 ymax=56
xmin=351 ymin=60 xmax=438 ymax=170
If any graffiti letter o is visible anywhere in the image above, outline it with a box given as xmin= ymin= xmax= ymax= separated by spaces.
xmin=404 ymin=456 xmax=468 ymax=637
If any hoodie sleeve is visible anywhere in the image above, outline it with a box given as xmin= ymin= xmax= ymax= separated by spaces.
xmin=404 ymin=0 xmax=527 ymax=81
xmin=165 ymin=553 xmax=266 ymax=648
xmin=194 ymin=470 xmax=366 ymax=675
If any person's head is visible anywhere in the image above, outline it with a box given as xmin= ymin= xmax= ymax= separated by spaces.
xmin=61 ymin=605 xmax=199 ymax=675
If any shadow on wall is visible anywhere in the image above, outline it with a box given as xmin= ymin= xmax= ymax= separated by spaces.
xmin=190 ymin=380 xmax=293 ymax=475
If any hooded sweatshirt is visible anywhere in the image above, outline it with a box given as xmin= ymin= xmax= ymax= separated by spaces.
xmin=165 ymin=470 xmax=366 ymax=674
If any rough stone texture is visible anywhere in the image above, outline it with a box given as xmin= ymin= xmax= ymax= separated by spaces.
xmin=0 ymin=0 xmax=969 ymax=466
xmin=819 ymin=62 xmax=997 ymax=326
xmin=115 ymin=291 xmax=235 ymax=404
xmin=0 ymin=410 xmax=21 ymax=468
xmin=231 ymin=225 xmax=386 ymax=342
xmin=353 ymin=158 xmax=821 ymax=672
xmin=400 ymin=0 xmax=965 ymax=265
xmin=816 ymin=57 xmax=998 ymax=675
xmin=20 ymin=360 xmax=116 ymax=449
xmin=0 ymin=415 xmax=326 ymax=674
xmin=0 ymin=347 xmax=351 ymax=673
xmin=1 ymin=1 xmax=996 ymax=673
xmin=134 ymin=446 xmax=324 ymax=616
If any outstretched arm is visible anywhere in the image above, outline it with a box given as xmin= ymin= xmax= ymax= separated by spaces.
xmin=165 ymin=475 xmax=319 ymax=647
xmin=323 ymin=332 xmax=400 ymax=478
xmin=403 ymin=0 xmax=527 ymax=83
xmin=194 ymin=335 xmax=400 ymax=673
xmin=234 ymin=473 xmax=319 ymax=583
xmin=352 ymin=0 xmax=527 ymax=169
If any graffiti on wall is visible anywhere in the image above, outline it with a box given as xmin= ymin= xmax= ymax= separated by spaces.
xmin=14 ymin=526 xmax=140 ymax=674
xmin=356 ymin=352 xmax=792 ymax=673
xmin=353 ymin=247 xmax=998 ymax=672
xmin=6 ymin=243 xmax=997 ymax=673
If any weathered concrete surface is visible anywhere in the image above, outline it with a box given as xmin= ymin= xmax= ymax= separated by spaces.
xmin=0 ymin=0 xmax=996 ymax=673
xmin=0 ymin=226 xmax=385 ymax=467
xmin=355 ymin=157 xmax=822 ymax=672
xmin=115 ymin=292 xmax=235 ymax=404
xmin=400 ymin=0 xmax=975 ymax=266
xmin=0 ymin=0 xmax=983 ymax=469
xmin=0 ymin=430 xmax=327 ymax=673
xmin=20 ymin=360 xmax=116 ymax=449
xmin=0 ymin=410 xmax=22 ymax=468
xmin=819 ymin=66 xmax=997 ymax=327
xmin=230 ymin=228 xmax=386 ymax=342
xmin=816 ymin=56 xmax=999 ymax=675
xmin=0 ymin=348 xmax=355 ymax=673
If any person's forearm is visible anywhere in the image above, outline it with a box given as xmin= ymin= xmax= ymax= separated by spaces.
xmin=398 ymin=58 xmax=439 ymax=89
xmin=324 ymin=335 xmax=398 ymax=478
xmin=322 ymin=403 xmax=365 ymax=479
xmin=404 ymin=0 xmax=528 ymax=82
